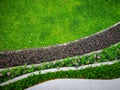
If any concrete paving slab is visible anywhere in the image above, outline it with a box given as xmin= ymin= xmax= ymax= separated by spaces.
xmin=26 ymin=78 xmax=120 ymax=90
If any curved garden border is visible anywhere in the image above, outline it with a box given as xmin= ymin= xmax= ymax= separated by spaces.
xmin=0 ymin=22 xmax=120 ymax=68
xmin=0 ymin=60 xmax=119 ymax=86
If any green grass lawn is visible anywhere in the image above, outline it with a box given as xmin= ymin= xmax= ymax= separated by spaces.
xmin=0 ymin=0 xmax=120 ymax=51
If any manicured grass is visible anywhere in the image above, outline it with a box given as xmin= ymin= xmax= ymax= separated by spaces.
xmin=0 ymin=62 xmax=120 ymax=90
xmin=0 ymin=0 xmax=120 ymax=51
xmin=0 ymin=42 xmax=120 ymax=83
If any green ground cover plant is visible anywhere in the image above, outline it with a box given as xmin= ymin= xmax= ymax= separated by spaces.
xmin=0 ymin=62 xmax=120 ymax=90
xmin=0 ymin=0 xmax=120 ymax=51
xmin=0 ymin=42 xmax=120 ymax=83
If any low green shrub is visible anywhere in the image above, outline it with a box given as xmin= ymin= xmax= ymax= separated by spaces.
xmin=0 ymin=62 xmax=120 ymax=90
xmin=88 ymin=54 xmax=96 ymax=64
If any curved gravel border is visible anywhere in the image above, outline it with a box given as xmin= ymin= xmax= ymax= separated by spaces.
xmin=1 ymin=40 xmax=119 ymax=71
xmin=0 ymin=60 xmax=119 ymax=86
xmin=0 ymin=22 xmax=120 ymax=68
xmin=26 ymin=78 xmax=120 ymax=90
xmin=0 ymin=49 xmax=102 ymax=71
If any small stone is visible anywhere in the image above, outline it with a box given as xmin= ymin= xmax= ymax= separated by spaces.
xmin=7 ymin=72 xmax=11 ymax=76
xmin=94 ymin=54 xmax=97 ymax=58
xmin=0 ymin=73 xmax=3 ymax=77
xmin=53 ymin=61 xmax=56 ymax=65
xmin=97 ymin=56 xmax=101 ymax=59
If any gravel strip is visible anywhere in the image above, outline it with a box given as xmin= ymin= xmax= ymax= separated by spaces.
xmin=0 ymin=49 xmax=102 ymax=71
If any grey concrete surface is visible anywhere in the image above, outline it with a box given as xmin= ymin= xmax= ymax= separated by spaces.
xmin=26 ymin=78 xmax=120 ymax=90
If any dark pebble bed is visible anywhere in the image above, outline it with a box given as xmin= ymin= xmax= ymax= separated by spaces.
xmin=0 ymin=23 xmax=120 ymax=68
